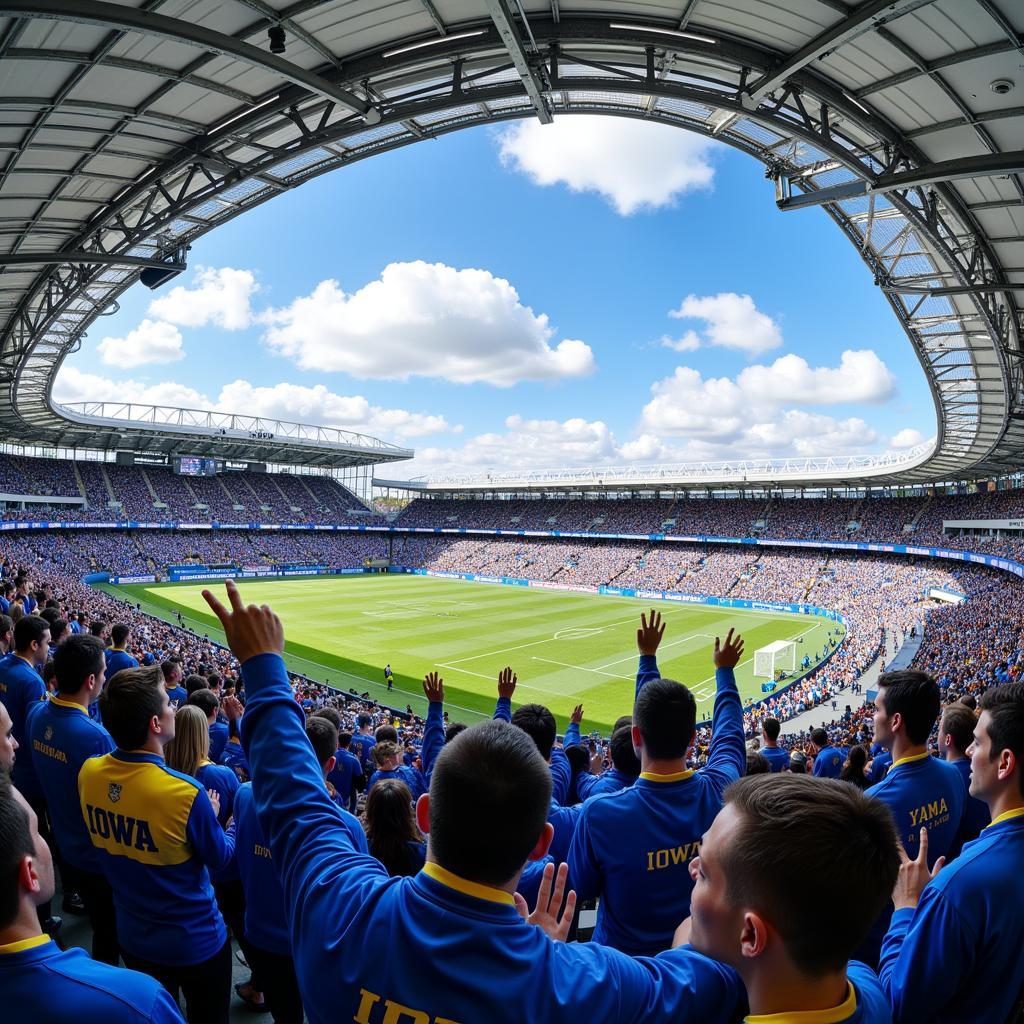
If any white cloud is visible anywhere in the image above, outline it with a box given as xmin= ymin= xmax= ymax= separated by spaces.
xmin=96 ymin=319 xmax=184 ymax=368
xmin=261 ymin=261 xmax=595 ymax=386
xmin=744 ymin=412 xmax=879 ymax=455
xmin=669 ymin=293 xmax=782 ymax=356
xmin=495 ymin=117 xmax=717 ymax=215
xmin=148 ymin=266 xmax=258 ymax=330
xmin=736 ymin=350 xmax=895 ymax=405
xmin=635 ymin=351 xmax=897 ymax=458
xmin=659 ymin=331 xmax=702 ymax=353
xmin=408 ymin=414 xmax=619 ymax=477
xmin=53 ymin=365 xmax=210 ymax=408
xmin=891 ymin=427 xmax=927 ymax=449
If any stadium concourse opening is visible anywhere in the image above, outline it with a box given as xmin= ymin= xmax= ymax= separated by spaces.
xmin=2 ymin=0 xmax=1024 ymax=1022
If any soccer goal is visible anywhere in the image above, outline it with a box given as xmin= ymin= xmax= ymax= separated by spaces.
xmin=753 ymin=640 xmax=797 ymax=679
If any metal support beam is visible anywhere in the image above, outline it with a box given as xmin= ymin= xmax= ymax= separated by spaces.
xmin=0 ymin=251 xmax=186 ymax=270
xmin=0 ymin=0 xmax=372 ymax=116
xmin=746 ymin=0 xmax=937 ymax=105
xmin=778 ymin=150 xmax=1024 ymax=210
xmin=484 ymin=0 xmax=552 ymax=123
xmin=677 ymin=0 xmax=700 ymax=30
xmin=884 ymin=283 xmax=1023 ymax=297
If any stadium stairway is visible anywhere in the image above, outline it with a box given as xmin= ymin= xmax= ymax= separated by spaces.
xmin=98 ymin=463 xmax=116 ymax=504
xmin=779 ymin=628 xmax=903 ymax=738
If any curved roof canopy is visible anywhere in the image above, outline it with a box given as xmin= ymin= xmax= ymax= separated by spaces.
xmin=0 ymin=0 xmax=1021 ymax=481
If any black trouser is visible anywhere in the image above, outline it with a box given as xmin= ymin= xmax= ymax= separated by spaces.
xmin=123 ymin=939 xmax=232 ymax=1024
xmin=62 ymin=861 xmax=119 ymax=964
xmin=247 ymin=944 xmax=303 ymax=1024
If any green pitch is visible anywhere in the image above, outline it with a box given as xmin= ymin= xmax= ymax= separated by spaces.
xmin=109 ymin=575 xmax=843 ymax=734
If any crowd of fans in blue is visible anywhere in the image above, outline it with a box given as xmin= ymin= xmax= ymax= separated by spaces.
xmin=2 ymin=485 xmax=1024 ymax=1024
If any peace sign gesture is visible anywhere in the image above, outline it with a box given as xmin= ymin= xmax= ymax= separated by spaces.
xmin=893 ymin=827 xmax=945 ymax=911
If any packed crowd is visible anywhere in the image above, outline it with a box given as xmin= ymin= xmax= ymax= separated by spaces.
xmin=2 ymin=556 xmax=1022 ymax=1024
xmin=392 ymin=491 xmax=1024 ymax=555
xmin=4 ymin=455 xmax=367 ymax=524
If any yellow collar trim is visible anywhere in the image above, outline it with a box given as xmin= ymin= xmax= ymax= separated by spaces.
xmin=0 ymin=934 xmax=51 ymax=955
xmin=986 ymin=806 xmax=1024 ymax=829
xmin=421 ymin=862 xmax=515 ymax=906
xmin=49 ymin=696 xmax=86 ymax=714
xmin=890 ymin=751 xmax=931 ymax=771
xmin=640 ymin=769 xmax=695 ymax=782
xmin=746 ymin=983 xmax=856 ymax=1024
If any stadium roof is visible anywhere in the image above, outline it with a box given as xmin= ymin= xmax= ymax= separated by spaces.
xmin=0 ymin=0 xmax=1020 ymax=484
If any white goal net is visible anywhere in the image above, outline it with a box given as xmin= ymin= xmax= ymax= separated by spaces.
xmin=753 ymin=640 xmax=797 ymax=679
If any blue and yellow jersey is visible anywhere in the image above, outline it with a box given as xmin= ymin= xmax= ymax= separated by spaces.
xmin=760 ymin=746 xmax=790 ymax=773
xmin=576 ymin=767 xmax=635 ymax=801
xmin=0 ymin=935 xmax=184 ymax=1024
xmin=879 ymin=808 xmax=1024 ymax=1023
xmin=350 ymin=732 xmax=376 ymax=773
xmin=208 ymin=719 xmax=230 ymax=761
xmin=219 ymin=736 xmax=249 ymax=781
xmin=163 ymin=684 xmax=188 ymax=710
xmin=868 ymin=749 xmax=893 ymax=784
xmin=741 ymin=963 xmax=892 ymax=1023
xmin=327 ymin=747 xmax=362 ymax=808
xmin=814 ymin=745 xmax=846 ymax=778
xmin=232 ymin=778 xmax=369 ymax=956
xmin=105 ymin=649 xmax=139 ymax=678
xmin=494 ymin=695 xmax=572 ymax=804
xmin=948 ymin=757 xmax=990 ymax=858
xmin=196 ymin=759 xmax=239 ymax=827
xmin=546 ymin=797 xmax=583 ymax=865
xmin=26 ymin=696 xmax=113 ymax=870
xmin=368 ymin=764 xmax=426 ymax=799
xmin=0 ymin=652 xmax=47 ymax=798
xmin=238 ymin=652 xmax=747 ymax=1024
xmin=78 ymin=749 xmax=233 ymax=965
xmin=859 ymin=751 xmax=966 ymax=966
xmin=567 ymin=655 xmax=745 ymax=956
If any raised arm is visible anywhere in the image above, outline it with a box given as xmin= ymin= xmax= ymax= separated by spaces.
xmin=699 ymin=630 xmax=746 ymax=793
xmin=635 ymin=609 xmax=666 ymax=698
xmin=494 ymin=666 xmax=516 ymax=722
xmin=879 ymin=831 xmax=965 ymax=1023
xmin=420 ymin=671 xmax=446 ymax=779
xmin=202 ymin=583 xmax=388 ymax=939
xmin=564 ymin=704 xmax=584 ymax=749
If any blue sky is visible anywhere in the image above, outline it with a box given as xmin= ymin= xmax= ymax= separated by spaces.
xmin=56 ymin=116 xmax=934 ymax=479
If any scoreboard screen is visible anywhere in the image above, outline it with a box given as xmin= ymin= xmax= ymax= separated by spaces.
xmin=175 ymin=456 xmax=218 ymax=476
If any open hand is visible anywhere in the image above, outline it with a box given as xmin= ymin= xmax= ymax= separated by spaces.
xmin=637 ymin=609 xmax=666 ymax=656
xmin=713 ymin=629 xmax=744 ymax=669
xmin=893 ymin=828 xmax=945 ymax=910
xmin=422 ymin=672 xmax=444 ymax=704
xmin=202 ymin=580 xmax=284 ymax=663
xmin=497 ymin=666 xmax=517 ymax=700
xmin=570 ymin=704 xmax=583 ymax=726
xmin=513 ymin=862 xmax=577 ymax=942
